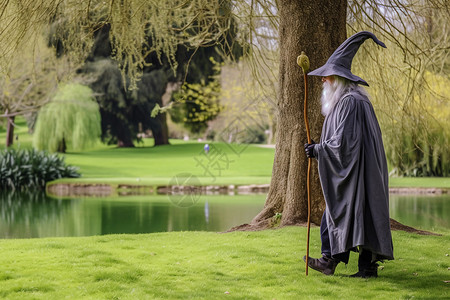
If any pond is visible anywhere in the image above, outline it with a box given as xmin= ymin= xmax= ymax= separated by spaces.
xmin=0 ymin=191 xmax=448 ymax=239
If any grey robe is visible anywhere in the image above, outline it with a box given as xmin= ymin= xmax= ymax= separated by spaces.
xmin=314 ymin=91 xmax=394 ymax=260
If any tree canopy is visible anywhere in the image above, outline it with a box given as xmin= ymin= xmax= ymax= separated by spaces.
xmin=0 ymin=1 xmax=240 ymax=87
xmin=42 ymin=1 xmax=241 ymax=147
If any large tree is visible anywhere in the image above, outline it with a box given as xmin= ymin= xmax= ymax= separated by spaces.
xmin=76 ymin=5 xmax=239 ymax=147
xmin=247 ymin=0 xmax=347 ymax=228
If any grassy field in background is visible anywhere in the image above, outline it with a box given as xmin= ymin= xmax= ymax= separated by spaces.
xmin=54 ymin=142 xmax=274 ymax=187
xmin=1 ymin=117 xmax=449 ymax=189
xmin=0 ymin=227 xmax=448 ymax=299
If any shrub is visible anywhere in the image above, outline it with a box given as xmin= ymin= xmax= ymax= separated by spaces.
xmin=170 ymin=79 xmax=223 ymax=134
xmin=0 ymin=148 xmax=80 ymax=191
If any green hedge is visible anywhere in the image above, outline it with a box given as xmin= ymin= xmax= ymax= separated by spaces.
xmin=0 ymin=148 xmax=80 ymax=191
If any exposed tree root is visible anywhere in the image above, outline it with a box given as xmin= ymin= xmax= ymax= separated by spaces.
xmin=389 ymin=218 xmax=441 ymax=236
xmin=226 ymin=218 xmax=441 ymax=236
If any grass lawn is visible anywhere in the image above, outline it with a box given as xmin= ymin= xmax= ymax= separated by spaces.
xmin=0 ymin=227 xmax=448 ymax=299
xmin=389 ymin=177 xmax=450 ymax=189
xmin=58 ymin=142 xmax=275 ymax=187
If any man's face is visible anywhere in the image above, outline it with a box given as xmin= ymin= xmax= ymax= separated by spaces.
xmin=322 ymin=76 xmax=335 ymax=85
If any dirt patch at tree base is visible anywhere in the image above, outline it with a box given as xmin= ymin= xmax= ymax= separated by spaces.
xmin=389 ymin=218 xmax=441 ymax=236
xmin=226 ymin=218 xmax=441 ymax=236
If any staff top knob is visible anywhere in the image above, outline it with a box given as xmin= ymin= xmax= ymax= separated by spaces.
xmin=297 ymin=51 xmax=310 ymax=74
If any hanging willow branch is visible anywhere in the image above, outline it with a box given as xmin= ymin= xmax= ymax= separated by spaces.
xmin=348 ymin=0 xmax=450 ymax=176
xmin=0 ymin=0 xmax=241 ymax=89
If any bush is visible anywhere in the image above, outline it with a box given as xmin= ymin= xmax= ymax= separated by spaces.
xmin=170 ymin=79 xmax=223 ymax=135
xmin=237 ymin=125 xmax=267 ymax=144
xmin=0 ymin=148 xmax=80 ymax=191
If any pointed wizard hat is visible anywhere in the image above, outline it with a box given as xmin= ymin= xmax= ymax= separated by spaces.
xmin=308 ymin=31 xmax=386 ymax=86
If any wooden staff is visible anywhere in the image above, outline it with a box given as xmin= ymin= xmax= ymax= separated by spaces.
xmin=297 ymin=51 xmax=311 ymax=276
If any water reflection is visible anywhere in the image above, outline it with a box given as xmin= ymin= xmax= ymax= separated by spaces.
xmin=0 ymin=191 xmax=96 ymax=238
xmin=0 ymin=192 xmax=264 ymax=239
xmin=0 ymin=191 xmax=448 ymax=239
xmin=389 ymin=194 xmax=449 ymax=231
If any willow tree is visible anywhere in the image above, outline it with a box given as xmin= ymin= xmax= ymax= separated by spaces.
xmin=348 ymin=1 xmax=450 ymax=176
xmin=0 ymin=1 xmax=240 ymax=83
xmin=33 ymin=83 xmax=101 ymax=153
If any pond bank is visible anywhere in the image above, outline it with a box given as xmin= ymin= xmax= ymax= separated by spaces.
xmin=47 ymin=183 xmax=271 ymax=197
xmin=47 ymin=182 xmax=449 ymax=197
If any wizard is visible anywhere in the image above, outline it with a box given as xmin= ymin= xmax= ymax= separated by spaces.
xmin=303 ymin=31 xmax=394 ymax=278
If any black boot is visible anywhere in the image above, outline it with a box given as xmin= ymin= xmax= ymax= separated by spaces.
xmin=351 ymin=248 xmax=379 ymax=278
xmin=350 ymin=263 xmax=379 ymax=278
xmin=303 ymin=255 xmax=338 ymax=275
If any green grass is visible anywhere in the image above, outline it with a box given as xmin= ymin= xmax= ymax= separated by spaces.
xmin=0 ymin=227 xmax=448 ymax=299
xmin=389 ymin=177 xmax=450 ymax=189
xmin=59 ymin=142 xmax=274 ymax=186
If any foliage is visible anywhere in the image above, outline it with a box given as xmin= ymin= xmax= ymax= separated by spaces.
xmin=171 ymin=77 xmax=223 ymax=134
xmin=1 ymin=1 xmax=448 ymax=170
xmin=386 ymin=72 xmax=450 ymax=176
xmin=0 ymin=34 xmax=60 ymax=146
xmin=350 ymin=3 xmax=450 ymax=176
xmin=0 ymin=148 xmax=80 ymax=191
xmin=0 ymin=0 xmax=240 ymax=89
xmin=81 ymin=58 xmax=167 ymax=147
xmin=33 ymin=83 xmax=101 ymax=153
xmin=0 ymin=228 xmax=447 ymax=299
xmin=73 ymin=5 xmax=240 ymax=146
xmin=1 ymin=0 xmax=242 ymax=147
xmin=0 ymin=38 xmax=55 ymax=116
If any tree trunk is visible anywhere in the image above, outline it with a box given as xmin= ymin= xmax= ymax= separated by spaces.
xmin=153 ymin=82 xmax=177 ymax=146
xmin=6 ymin=116 xmax=15 ymax=147
xmin=116 ymin=124 xmax=135 ymax=148
xmin=251 ymin=0 xmax=347 ymax=227
xmin=153 ymin=112 xmax=170 ymax=146
xmin=57 ymin=137 xmax=67 ymax=153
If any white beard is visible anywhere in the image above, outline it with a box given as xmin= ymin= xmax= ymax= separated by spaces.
xmin=321 ymin=81 xmax=340 ymax=116
xmin=320 ymin=77 xmax=369 ymax=116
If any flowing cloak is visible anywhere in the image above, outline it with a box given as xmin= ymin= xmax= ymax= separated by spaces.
xmin=313 ymin=91 xmax=394 ymax=261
